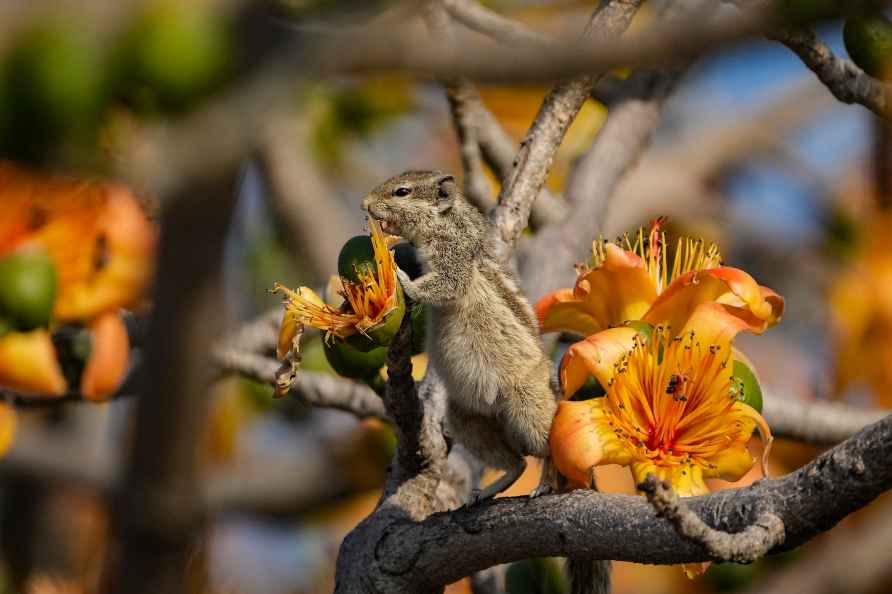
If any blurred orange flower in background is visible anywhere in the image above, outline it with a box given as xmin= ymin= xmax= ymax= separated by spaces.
xmin=831 ymin=211 xmax=892 ymax=407
xmin=0 ymin=161 xmax=156 ymax=409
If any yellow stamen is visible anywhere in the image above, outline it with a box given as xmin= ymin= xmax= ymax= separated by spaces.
xmin=600 ymin=326 xmax=769 ymax=475
xmin=621 ymin=219 xmax=722 ymax=295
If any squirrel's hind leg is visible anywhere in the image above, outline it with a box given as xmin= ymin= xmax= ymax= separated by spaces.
xmin=447 ymin=402 xmax=528 ymax=503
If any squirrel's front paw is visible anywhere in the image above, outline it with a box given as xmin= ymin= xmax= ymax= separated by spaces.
xmin=396 ymin=268 xmax=416 ymax=298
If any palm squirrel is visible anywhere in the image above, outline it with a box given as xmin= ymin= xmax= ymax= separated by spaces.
xmin=362 ymin=170 xmax=557 ymax=501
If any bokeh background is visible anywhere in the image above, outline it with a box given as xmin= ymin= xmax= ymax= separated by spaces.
xmin=0 ymin=1 xmax=890 ymax=593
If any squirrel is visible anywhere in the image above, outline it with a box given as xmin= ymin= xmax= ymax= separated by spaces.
xmin=361 ymin=170 xmax=557 ymax=501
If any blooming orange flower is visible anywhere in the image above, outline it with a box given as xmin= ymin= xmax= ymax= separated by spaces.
xmin=549 ymin=306 xmax=773 ymax=498
xmin=273 ymin=217 xmax=403 ymax=358
xmin=536 ymin=220 xmax=784 ymax=397
xmin=539 ymin=220 xmax=783 ymax=495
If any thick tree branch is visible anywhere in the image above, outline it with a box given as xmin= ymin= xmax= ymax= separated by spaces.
xmin=772 ymin=27 xmax=892 ymax=120
xmin=330 ymin=2 xmax=773 ymax=83
xmin=520 ymin=68 xmax=679 ymax=300
xmin=639 ymin=475 xmax=785 ymax=563
xmin=490 ymin=0 xmax=643 ymax=256
xmin=367 ymin=412 xmax=892 ymax=590
xmin=104 ymin=176 xmax=238 ymax=594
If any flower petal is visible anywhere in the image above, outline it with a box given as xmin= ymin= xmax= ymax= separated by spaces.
xmin=560 ymin=326 xmax=639 ymax=397
xmin=631 ymin=462 xmax=709 ymax=497
xmin=643 ymin=267 xmax=783 ymax=337
xmin=549 ymin=399 xmax=632 ymax=485
xmin=0 ymin=402 xmax=16 ymax=456
xmin=80 ymin=311 xmax=130 ymax=401
xmin=536 ymin=243 xmax=657 ymax=335
xmin=0 ymin=329 xmax=67 ymax=395
xmin=676 ymin=302 xmax=772 ymax=349
xmin=703 ymin=443 xmax=754 ymax=482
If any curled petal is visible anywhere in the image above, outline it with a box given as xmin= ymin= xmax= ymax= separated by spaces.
xmin=643 ymin=267 xmax=783 ymax=337
xmin=631 ymin=461 xmax=709 ymax=498
xmin=0 ymin=330 xmax=67 ymax=395
xmin=733 ymin=401 xmax=773 ymax=478
xmin=536 ymin=243 xmax=657 ymax=335
xmin=560 ymin=326 xmax=639 ymax=397
xmin=677 ymin=302 xmax=773 ymax=351
xmin=549 ymin=399 xmax=631 ymax=485
xmin=703 ymin=443 xmax=754 ymax=482
xmin=80 ymin=311 xmax=130 ymax=401
xmin=277 ymin=309 xmax=301 ymax=361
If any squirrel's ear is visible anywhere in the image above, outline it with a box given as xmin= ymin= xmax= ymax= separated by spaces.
xmin=436 ymin=175 xmax=456 ymax=213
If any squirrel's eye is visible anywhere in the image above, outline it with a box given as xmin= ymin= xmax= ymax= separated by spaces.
xmin=393 ymin=187 xmax=412 ymax=198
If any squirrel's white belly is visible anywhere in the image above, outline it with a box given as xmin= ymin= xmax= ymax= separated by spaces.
xmin=427 ymin=271 xmax=540 ymax=415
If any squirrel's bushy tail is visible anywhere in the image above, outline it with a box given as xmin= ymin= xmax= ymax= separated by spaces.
xmin=566 ymin=558 xmax=611 ymax=594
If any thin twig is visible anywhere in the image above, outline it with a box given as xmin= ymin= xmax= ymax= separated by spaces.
xmin=639 ymin=475 xmax=785 ymax=563
xmin=442 ymin=0 xmax=554 ymax=48
xmin=772 ymin=27 xmax=892 ymax=120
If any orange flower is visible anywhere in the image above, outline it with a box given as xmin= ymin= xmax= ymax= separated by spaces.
xmin=541 ymin=220 xmax=783 ymax=497
xmin=0 ymin=162 xmax=156 ymax=400
xmin=550 ymin=306 xmax=773 ymax=498
xmin=830 ymin=211 xmax=892 ymax=406
xmin=536 ymin=219 xmax=783 ymax=341
xmin=0 ymin=163 xmax=156 ymax=320
xmin=273 ymin=217 xmax=403 ymax=358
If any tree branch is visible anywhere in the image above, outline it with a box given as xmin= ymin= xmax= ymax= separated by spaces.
xmin=520 ymin=68 xmax=679 ymax=300
xmin=772 ymin=27 xmax=892 ymax=120
xmin=489 ymin=0 xmax=643 ymax=256
xmin=367 ymin=412 xmax=892 ymax=590
xmin=763 ymin=395 xmax=889 ymax=445
xmin=740 ymin=498 xmax=892 ymax=594
xmin=423 ymin=2 xmax=494 ymax=212
xmin=260 ymin=118 xmax=359 ymax=283
xmin=441 ymin=0 xmax=554 ymax=49
xmin=446 ymin=83 xmax=496 ymax=211
xmin=639 ymin=475 xmax=785 ymax=563
xmin=211 ymin=346 xmax=389 ymax=421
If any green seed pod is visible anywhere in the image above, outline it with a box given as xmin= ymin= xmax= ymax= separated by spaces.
xmin=324 ymin=337 xmax=387 ymax=380
xmin=845 ymin=14 xmax=892 ymax=80
xmin=338 ymin=235 xmax=377 ymax=283
xmin=0 ymin=250 xmax=58 ymax=331
xmin=732 ymin=358 xmax=763 ymax=413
